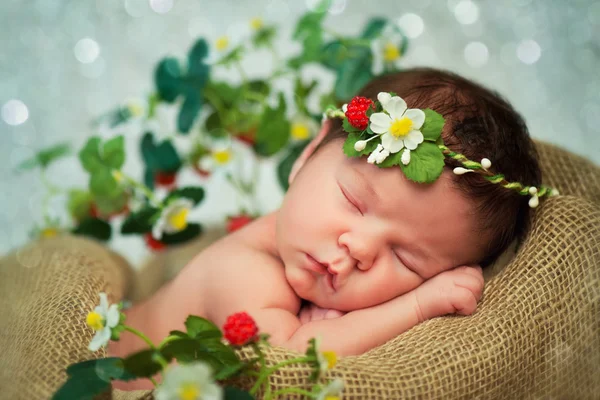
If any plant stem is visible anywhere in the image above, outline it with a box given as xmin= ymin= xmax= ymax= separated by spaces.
xmin=124 ymin=326 xmax=156 ymax=350
xmin=119 ymin=171 xmax=160 ymax=207
xmin=249 ymin=356 xmax=312 ymax=395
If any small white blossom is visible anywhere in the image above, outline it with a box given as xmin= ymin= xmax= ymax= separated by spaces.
xmin=87 ymin=293 xmax=120 ymax=352
xmin=152 ymin=198 xmax=195 ymax=240
xmin=316 ymin=378 xmax=345 ymax=400
xmin=154 ymin=362 xmax=223 ymax=400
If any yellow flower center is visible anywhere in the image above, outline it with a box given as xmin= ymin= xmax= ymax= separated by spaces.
xmin=212 ymin=149 xmax=231 ymax=165
xmin=41 ymin=228 xmax=58 ymax=238
xmin=390 ymin=116 xmax=413 ymax=138
xmin=216 ymin=36 xmax=229 ymax=51
xmin=383 ymin=42 xmax=401 ymax=62
xmin=168 ymin=208 xmax=189 ymax=231
xmin=291 ymin=122 xmax=310 ymax=140
xmin=127 ymin=103 xmax=144 ymax=117
xmin=250 ymin=17 xmax=263 ymax=30
xmin=112 ymin=170 xmax=124 ymax=182
xmin=86 ymin=311 xmax=104 ymax=331
xmin=178 ymin=382 xmax=201 ymax=400
xmin=322 ymin=351 xmax=337 ymax=369
xmin=325 ymin=396 xmax=340 ymax=400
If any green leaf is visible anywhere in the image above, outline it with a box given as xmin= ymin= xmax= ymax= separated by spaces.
xmin=342 ymin=118 xmax=361 ymax=134
xmin=205 ymin=111 xmax=224 ymax=136
xmin=253 ymin=93 xmax=290 ymax=157
xmin=122 ymin=349 xmax=163 ymax=378
xmin=251 ymin=26 xmax=276 ymax=49
xmin=184 ymin=315 xmax=222 ymax=339
xmin=155 ymin=140 xmax=182 ymax=172
xmin=199 ymin=339 xmax=240 ymax=367
xmin=421 ymin=109 xmax=445 ymax=142
xmin=35 ymin=143 xmax=71 ymax=169
xmin=204 ymin=81 xmax=239 ymax=108
xmin=248 ymin=79 xmax=270 ymax=97
xmin=167 ymin=330 xmax=189 ymax=338
xmin=399 ymin=142 xmax=445 ymax=183
xmin=214 ymin=364 xmax=250 ymax=381
xmin=89 ymin=168 xmax=120 ymax=197
xmin=320 ymin=40 xmax=350 ymax=71
xmin=102 ymin=135 xmax=125 ymax=169
xmin=165 ymin=187 xmax=205 ymax=206
xmin=72 ymin=218 xmax=112 ymax=241
xmin=178 ymin=95 xmax=201 ymax=134
xmin=155 ymin=58 xmax=182 ymax=103
xmin=294 ymin=77 xmax=318 ymax=116
xmin=93 ymin=191 xmax=128 ymax=215
xmin=224 ymin=386 xmax=256 ymax=400
xmin=216 ymin=45 xmax=245 ymax=67
xmin=79 ymin=137 xmax=103 ymax=173
xmin=160 ymin=223 xmax=202 ymax=245
xmin=67 ymin=189 xmax=93 ymax=221
xmin=277 ymin=140 xmax=309 ymax=192
xmin=187 ymin=38 xmax=209 ymax=76
xmin=342 ymin=133 xmax=378 ymax=158
xmin=334 ymin=53 xmax=374 ymax=101
xmin=361 ymin=18 xmax=387 ymax=39
xmin=53 ymin=358 xmax=135 ymax=400
xmin=120 ymin=206 xmax=160 ymax=234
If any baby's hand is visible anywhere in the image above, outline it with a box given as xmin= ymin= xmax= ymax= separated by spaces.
xmin=414 ymin=265 xmax=484 ymax=322
xmin=298 ymin=303 xmax=346 ymax=324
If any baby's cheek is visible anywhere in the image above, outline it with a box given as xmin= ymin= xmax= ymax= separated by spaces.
xmin=285 ymin=267 xmax=313 ymax=297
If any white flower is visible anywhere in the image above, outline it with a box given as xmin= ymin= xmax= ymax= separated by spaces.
xmin=316 ymin=378 xmax=345 ymax=400
xmin=367 ymin=143 xmax=390 ymax=165
xmin=370 ymin=24 xmax=405 ymax=75
xmin=152 ymin=198 xmax=195 ymax=240
xmin=87 ymin=293 xmax=120 ymax=352
xmin=315 ymin=338 xmax=338 ymax=377
xmin=197 ymin=145 xmax=233 ymax=173
xmin=154 ymin=362 xmax=223 ymax=400
xmin=369 ymin=94 xmax=425 ymax=162
xmin=290 ymin=115 xmax=319 ymax=141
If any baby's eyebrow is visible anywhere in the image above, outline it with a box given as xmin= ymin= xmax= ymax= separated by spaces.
xmin=350 ymin=166 xmax=381 ymax=206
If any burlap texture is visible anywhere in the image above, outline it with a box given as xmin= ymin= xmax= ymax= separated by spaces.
xmin=1 ymin=141 xmax=599 ymax=399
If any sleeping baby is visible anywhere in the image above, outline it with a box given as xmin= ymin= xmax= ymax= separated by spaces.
xmin=109 ymin=67 xmax=555 ymax=389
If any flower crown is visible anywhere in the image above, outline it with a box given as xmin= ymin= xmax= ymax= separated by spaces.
xmin=324 ymin=92 xmax=559 ymax=208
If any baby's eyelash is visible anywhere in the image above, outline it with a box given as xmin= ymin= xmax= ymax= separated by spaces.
xmin=339 ymin=185 xmax=363 ymax=215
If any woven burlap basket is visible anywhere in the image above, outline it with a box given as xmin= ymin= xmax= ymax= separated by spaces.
xmin=1 ymin=141 xmax=599 ymax=400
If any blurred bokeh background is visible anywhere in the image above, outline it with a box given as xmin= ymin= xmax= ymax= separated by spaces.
xmin=1 ymin=0 xmax=599 ymax=266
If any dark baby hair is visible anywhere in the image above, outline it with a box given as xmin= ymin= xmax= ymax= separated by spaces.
xmin=319 ymin=67 xmax=542 ymax=267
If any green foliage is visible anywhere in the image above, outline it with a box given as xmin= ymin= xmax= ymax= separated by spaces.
xmin=399 ymin=142 xmax=445 ymax=183
xmin=421 ymin=109 xmax=445 ymax=141
xmin=72 ymin=218 xmax=112 ymax=241
xmin=184 ymin=315 xmax=222 ymax=339
xmin=154 ymin=39 xmax=210 ymax=133
xmin=251 ymin=26 xmax=276 ymax=49
xmin=67 ymin=189 xmax=93 ymax=221
xmin=160 ymin=223 xmax=202 ymax=245
xmin=164 ymin=187 xmax=205 ymax=206
xmin=294 ymin=77 xmax=318 ymax=116
xmin=343 ymin=133 xmax=377 ymax=158
xmin=141 ymin=132 xmax=182 ymax=189
xmin=17 ymin=143 xmax=71 ymax=171
xmin=224 ymin=386 xmax=256 ymax=400
xmin=52 ymin=358 xmax=135 ymax=400
xmin=253 ymin=93 xmax=290 ymax=157
xmin=121 ymin=206 xmax=160 ymax=234
xmin=334 ymin=50 xmax=374 ymax=101
xmin=123 ymin=350 xmax=163 ymax=378
xmin=360 ymin=17 xmax=387 ymax=39
xmin=288 ymin=1 xmax=329 ymax=68
xmin=277 ymin=140 xmax=310 ymax=191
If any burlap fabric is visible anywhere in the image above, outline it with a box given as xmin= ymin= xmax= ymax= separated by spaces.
xmin=1 ymin=141 xmax=599 ymax=399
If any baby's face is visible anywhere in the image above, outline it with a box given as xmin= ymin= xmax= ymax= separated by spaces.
xmin=276 ymin=139 xmax=483 ymax=311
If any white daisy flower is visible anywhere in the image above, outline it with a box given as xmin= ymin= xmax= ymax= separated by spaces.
xmin=87 ymin=293 xmax=120 ymax=352
xmin=197 ymin=145 xmax=233 ymax=173
xmin=290 ymin=115 xmax=319 ymax=141
xmin=152 ymin=198 xmax=195 ymax=240
xmin=315 ymin=338 xmax=338 ymax=378
xmin=154 ymin=362 xmax=223 ymax=400
xmin=368 ymin=93 xmax=425 ymax=165
xmin=316 ymin=378 xmax=345 ymax=400
xmin=370 ymin=24 xmax=405 ymax=75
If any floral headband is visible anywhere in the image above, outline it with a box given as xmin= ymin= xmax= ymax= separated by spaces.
xmin=324 ymin=92 xmax=559 ymax=208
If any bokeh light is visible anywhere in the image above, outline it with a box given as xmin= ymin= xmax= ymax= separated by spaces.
xmin=2 ymin=100 xmax=29 ymax=126
xmin=73 ymin=37 xmax=100 ymax=64
xmin=516 ymin=39 xmax=541 ymax=65
xmin=454 ymin=0 xmax=479 ymax=25
xmin=149 ymin=0 xmax=173 ymax=14
xmin=397 ymin=13 xmax=424 ymax=39
xmin=464 ymin=41 xmax=489 ymax=68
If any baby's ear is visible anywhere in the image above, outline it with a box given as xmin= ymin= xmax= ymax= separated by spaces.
xmin=288 ymin=119 xmax=331 ymax=185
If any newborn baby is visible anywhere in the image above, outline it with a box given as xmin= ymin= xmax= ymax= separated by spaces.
xmin=109 ymin=67 xmax=543 ymax=383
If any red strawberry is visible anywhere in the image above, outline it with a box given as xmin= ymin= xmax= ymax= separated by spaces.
xmin=144 ymin=233 xmax=166 ymax=251
xmin=223 ymin=312 xmax=259 ymax=346
xmin=226 ymin=214 xmax=254 ymax=233
xmin=345 ymin=96 xmax=374 ymax=130
xmin=154 ymin=171 xmax=177 ymax=188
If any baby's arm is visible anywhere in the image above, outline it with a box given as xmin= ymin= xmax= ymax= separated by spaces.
xmin=279 ymin=265 xmax=484 ymax=355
